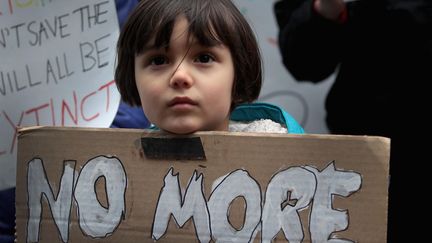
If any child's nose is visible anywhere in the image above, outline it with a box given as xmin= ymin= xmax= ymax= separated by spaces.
xmin=169 ymin=63 xmax=194 ymax=89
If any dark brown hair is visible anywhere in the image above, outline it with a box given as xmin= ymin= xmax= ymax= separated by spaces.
xmin=115 ymin=0 xmax=262 ymax=109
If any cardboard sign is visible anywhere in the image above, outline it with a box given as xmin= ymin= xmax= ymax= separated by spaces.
xmin=16 ymin=127 xmax=390 ymax=242
xmin=0 ymin=0 xmax=120 ymax=190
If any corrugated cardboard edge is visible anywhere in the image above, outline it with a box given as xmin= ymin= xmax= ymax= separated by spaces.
xmin=17 ymin=125 xmax=390 ymax=143
xmin=17 ymin=127 xmax=390 ymax=164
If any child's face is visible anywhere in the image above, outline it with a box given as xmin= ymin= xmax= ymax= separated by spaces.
xmin=134 ymin=16 xmax=235 ymax=134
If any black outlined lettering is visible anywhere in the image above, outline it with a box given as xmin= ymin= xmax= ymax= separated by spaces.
xmin=26 ymin=158 xmax=362 ymax=242
xmin=305 ymin=162 xmax=361 ymax=243
xmin=208 ymin=170 xmax=262 ymax=242
xmin=261 ymin=167 xmax=316 ymax=242
xmin=74 ymin=156 xmax=127 ymax=238
xmin=152 ymin=169 xmax=211 ymax=242
xmin=27 ymin=158 xmax=76 ymax=243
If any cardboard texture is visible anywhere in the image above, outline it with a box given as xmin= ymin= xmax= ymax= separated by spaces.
xmin=15 ymin=126 xmax=390 ymax=242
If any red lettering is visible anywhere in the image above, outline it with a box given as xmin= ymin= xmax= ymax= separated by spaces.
xmin=1 ymin=0 xmax=14 ymax=15
xmin=80 ymin=91 xmax=99 ymax=121
xmin=2 ymin=110 xmax=24 ymax=153
xmin=61 ymin=91 xmax=78 ymax=125
xmin=0 ymin=79 xmax=116 ymax=154
xmin=8 ymin=0 xmax=13 ymax=14
xmin=50 ymin=98 xmax=56 ymax=126
xmin=25 ymin=103 xmax=49 ymax=125
xmin=98 ymin=80 xmax=115 ymax=112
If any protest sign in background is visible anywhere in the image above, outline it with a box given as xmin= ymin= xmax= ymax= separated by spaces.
xmin=0 ymin=0 xmax=120 ymax=190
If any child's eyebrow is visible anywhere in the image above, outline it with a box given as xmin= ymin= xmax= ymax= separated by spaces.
xmin=137 ymin=44 xmax=166 ymax=54
xmin=141 ymin=45 xmax=157 ymax=52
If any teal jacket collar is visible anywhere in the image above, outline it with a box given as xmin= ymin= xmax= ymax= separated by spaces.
xmin=230 ymin=102 xmax=304 ymax=134
xmin=149 ymin=102 xmax=304 ymax=134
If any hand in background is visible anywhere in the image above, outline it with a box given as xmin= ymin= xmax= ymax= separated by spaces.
xmin=314 ymin=0 xmax=346 ymax=20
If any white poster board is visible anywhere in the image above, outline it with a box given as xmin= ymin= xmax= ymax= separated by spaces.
xmin=0 ymin=0 xmax=120 ymax=190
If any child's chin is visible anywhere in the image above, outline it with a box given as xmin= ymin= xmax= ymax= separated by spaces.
xmin=163 ymin=125 xmax=199 ymax=135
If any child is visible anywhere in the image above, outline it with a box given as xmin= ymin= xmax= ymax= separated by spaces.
xmin=115 ymin=0 xmax=303 ymax=135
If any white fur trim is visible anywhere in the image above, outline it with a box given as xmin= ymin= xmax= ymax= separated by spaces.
xmin=229 ymin=119 xmax=287 ymax=133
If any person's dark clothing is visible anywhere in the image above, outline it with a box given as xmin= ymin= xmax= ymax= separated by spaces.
xmin=275 ymin=0 xmax=430 ymax=137
xmin=111 ymin=101 xmax=150 ymax=128
xmin=275 ymin=0 xmax=431 ymax=242
xmin=0 ymin=188 xmax=14 ymax=243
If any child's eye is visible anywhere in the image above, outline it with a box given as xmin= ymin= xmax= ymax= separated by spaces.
xmin=150 ymin=56 xmax=168 ymax=66
xmin=195 ymin=54 xmax=214 ymax=64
